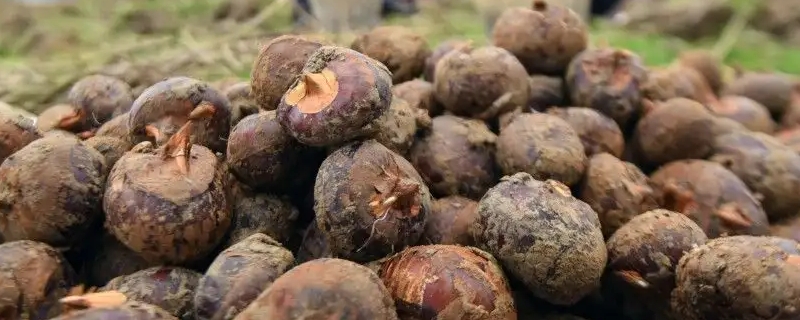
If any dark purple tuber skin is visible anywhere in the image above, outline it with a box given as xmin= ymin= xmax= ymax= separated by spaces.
xmin=296 ymin=222 xmax=332 ymax=264
xmin=314 ymin=139 xmax=432 ymax=262
xmin=235 ymin=258 xmax=399 ymax=320
xmin=709 ymin=95 xmax=776 ymax=134
xmin=0 ymin=240 xmax=76 ymax=320
xmin=224 ymin=189 xmax=299 ymax=247
xmin=566 ymin=48 xmax=648 ymax=129
xmin=671 ymin=236 xmax=800 ymax=320
xmin=409 ymin=115 xmax=497 ymax=199
xmin=649 ymin=159 xmax=769 ymax=238
xmin=392 ymin=79 xmax=440 ymax=116
xmin=226 ymin=111 xmax=305 ymax=191
xmin=473 ymin=172 xmax=607 ymax=306
xmin=85 ymin=233 xmax=154 ymax=287
xmin=433 ymin=45 xmax=530 ymax=120
xmin=0 ymin=111 xmax=40 ymax=164
xmin=251 ymin=35 xmax=324 ymax=111
xmin=423 ymin=39 xmax=471 ymax=83
xmin=351 ymin=25 xmax=431 ymax=84
xmin=723 ymin=72 xmax=795 ymax=119
xmin=222 ymin=82 xmax=259 ymax=126
xmin=49 ymin=302 xmax=178 ymax=320
xmin=771 ymin=215 xmax=800 ymax=242
xmin=277 ymin=46 xmax=393 ymax=147
xmin=104 ymin=109 xmax=232 ymax=265
xmin=527 ymin=75 xmax=565 ymax=112
xmin=102 ymin=267 xmax=202 ymax=320
xmin=421 ymin=196 xmax=479 ymax=246
xmin=0 ymin=134 xmax=106 ymax=248
xmin=606 ymin=210 xmax=708 ymax=299
xmin=496 ymin=113 xmax=587 ymax=187
xmin=127 ymin=76 xmax=232 ymax=154
xmin=710 ymin=130 xmax=800 ymax=222
xmin=547 ymin=107 xmax=625 ymax=158
xmin=194 ymin=233 xmax=295 ymax=320
xmin=68 ymin=74 xmax=135 ymax=126
xmin=578 ymin=153 xmax=659 ymax=238
xmin=376 ymin=245 xmax=516 ymax=320
xmin=491 ymin=0 xmax=588 ymax=76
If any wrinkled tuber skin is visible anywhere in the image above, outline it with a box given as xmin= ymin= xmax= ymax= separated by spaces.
xmin=528 ymin=75 xmax=565 ymax=112
xmin=377 ymin=245 xmax=516 ymax=320
xmin=392 ymin=79 xmax=439 ymax=116
xmin=104 ymin=139 xmax=231 ymax=265
xmin=423 ymin=39 xmax=470 ymax=82
xmin=127 ymin=77 xmax=232 ymax=153
xmin=771 ymin=215 xmax=800 ymax=242
xmin=102 ymin=267 xmax=201 ymax=320
xmin=650 ymin=159 xmax=769 ymax=238
xmin=314 ymin=140 xmax=432 ymax=262
xmin=296 ymin=222 xmax=332 ymax=264
xmin=547 ymin=107 xmax=625 ymax=158
xmin=368 ymin=98 xmax=424 ymax=156
xmin=86 ymin=233 xmax=154 ymax=287
xmin=709 ymin=95 xmax=776 ymax=134
xmin=633 ymin=98 xmax=743 ymax=167
xmin=224 ymin=190 xmax=299 ymax=247
xmin=723 ymin=73 xmax=795 ymax=118
xmin=491 ymin=1 xmax=588 ymax=76
xmin=641 ymin=66 xmax=713 ymax=104
xmin=0 ymin=111 xmax=40 ymax=163
xmin=226 ymin=111 xmax=304 ymax=191
xmin=235 ymin=258 xmax=399 ymax=320
xmin=433 ymin=46 xmax=530 ymax=120
xmin=68 ymin=74 xmax=135 ymax=125
xmin=52 ymin=302 xmax=178 ymax=320
xmin=277 ymin=46 xmax=393 ymax=147
xmin=0 ymin=135 xmax=106 ymax=248
xmin=194 ymin=234 xmax=295 ymax=320
xmin=474 ymin=173 xmax=607 ymax=305
xmin=677 ymin=50 xmax=724 ymax=96
xmin=710 ymin=131 xmax=800 ymax=221
xmin=0 ymin=241 xmax=76 ymax=320
xmin=607 ymin=209 xmax=708 ymax=298
xmin=579 ymin=153 xmax=659 ymax=238
xmin=672 ymin=236 xmax=800 ymax=320
xmin=775 ymin=127 xmax=800 ymax=154
xmin=566 ymin=48 xmax=648 ymax=128
xmin=222 ymin=82 xmax=259 ymax=126
xmin=251 ymin=35 xmax=323 ymax=111
xmin=422 ymin=196 xmax=479 ymax=246
xmin=409 ymin=115 xmax=497 ymax=199
xmin=496 ymin=113 xmax=587 ymax=187
xmin=83 ymin=136 xmax=133 ymax=174
xmin=351 ymin=25 xmax=431 ymax=84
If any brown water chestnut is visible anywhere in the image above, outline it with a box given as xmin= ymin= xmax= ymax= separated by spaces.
xmin=368 ymin=98 xmax=429 ymax=156
xmin=421 ymin=196 xmax=479 ymax=246
xmin=83 ymin=136 xmax=132 ymax=174
xmin=224 ymin=189 xmax=299 ymax=247
xmin=392 ymin=79 xmax=439 ymax=115
xmin=102 ymin=267 xmax=201 ymax=319
xmin=676 ymin=50 xmax=724 ymax=96
xmin=547 ymin=107 xmax=625 ymax=158
xmin=52 ymin=302 xmax=178 ymax=320
xmin=527 ymin=75 xmax=565 ymax=112
xmin=37 ymin=104 xmax=95 ymax=138
xmin=351 ymin=25 xmax=431 ymax=84
xmin=68 ymin=74 xmax=135 ymax=126
xmin=724 ymin=72 xmax=795 ymax=119
xmin=222 ymin=81 xmax=259 ymax=126
xmin=709 ymin=95 xmax=776 ymax=134
xmin=423 ymin=39 xmax=471 ymax=82
xmin=276 ymin=46 xmax=393 ymax=147
xmin=0 ymin=110 xmax=40 ymax=163
xmin=642 ymin=65 xmax=714 ymax=104
xmin=251 ymin=35 xmax=324 ymax=111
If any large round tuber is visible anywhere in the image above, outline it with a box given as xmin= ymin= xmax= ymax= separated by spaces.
xmin=194 ymin=233 xmax=294 ymax=320
xmin=68 ymin=74 xmax=135 ymax=125
xmin=408 ymin=115 xmax=497 ymax=199
xmin=102 ymin=267 xmax=201 ymax=319
xmin=314 ymin=140 xmax=432 ymax=262
xmin=276 ymin=46 xmax=393 ymax=147
xmin=473 ymin=172 xmax=607 ymax=305
xmin=0 ymin=134 xmax=106 ymax=248
xmin=235 ymin=258 xmax=399 ymax=320
xmin=377 ymin=245 xmax=516 ymax=320
xmin=351 ymin=25 xmax=431 ymax=84
xmin=251 ymin=35 xmax=324 ymax=111
xmin=104 ymin=113 xmax=231 ymax=265
xmin=127 ymin=77 xmax=232 ymax=154
xmin=650 ymin=159 xmax=769 ymax=238
xmin=491 ymin=0 xmax=588 ymax=75
xmin=422 ymin=196 xmax=479 ymax=246
xmin=547 ymin=107 xmax=625 ymax=158
xmin=578 ymin=153 xmax=659 ymax=238
xmin=671 ymin=236 xmax=800 ymax=320
xmin=565 ymin=48 xmax=648 ymax=128
xmin=433 ymin=45 xmax=530 ymax=120
xmin=496 ymin=113 xmax=587 ymax=187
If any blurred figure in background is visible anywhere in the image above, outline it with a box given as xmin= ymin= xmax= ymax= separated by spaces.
xmin=293 ymin=0 xmax=417 ymax=32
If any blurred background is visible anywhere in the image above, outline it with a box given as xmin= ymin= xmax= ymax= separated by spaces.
xmin=1 ymin=0 xmax=797 ymax=113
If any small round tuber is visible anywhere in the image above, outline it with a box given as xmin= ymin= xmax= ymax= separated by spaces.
xmin=392 ymin=79 xmax=439 ymax=116
xmin=68 ymin=74 xmax=135 ymax=125
xmin=251 ymin=35 xmax=324 ymax=111
xmin=0 ymin=111 xmax=40 ymax=164
xmin=422 ymin=196 xmax=479 ymax=246
xmin=423 ymin=39 xmax=470 ymax=82
xmin=351 ymin=25 xmax=431 ymax=84
xmin=547 ymin=107 xmax=625 ymax=158
xmin=723 ymin=72 xmax=795 ymax=119
xmin=708 ymin=95 xmax=776 ymax=134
